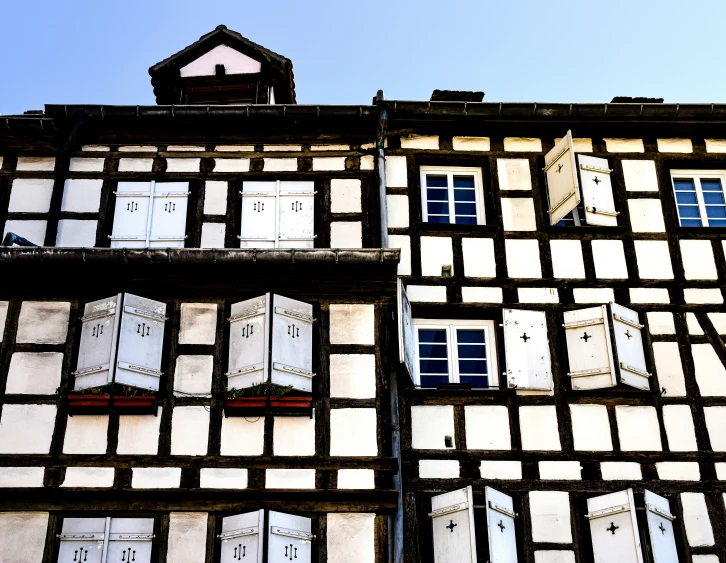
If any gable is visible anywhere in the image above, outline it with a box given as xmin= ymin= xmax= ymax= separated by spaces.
xmin=179 ymin=45 xmax=262 ymax=77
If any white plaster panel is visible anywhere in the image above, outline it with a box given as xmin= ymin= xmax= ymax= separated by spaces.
xmin=684 ymin=289 xmax=723 ymax=304
xmin=656 ymin=462 xmax=700 ymax=480
xmin=329 ymin=304 xmax=374 ymax=345
xmin=221 ymin=416 xmax=265 ymax=455
xmin=166 ymin=512 xmax=208 ymax=563
xmin=0 ymin=467 xmax=44 ymax=487
xmin=681 ymin=240 xmax=717 ymax=280
xmin=61 ymin=467 xmax=114 ymax=487
xmin=313 ymin=157 xmax=347 ymax=171
xmin=687 ymin=313 xmax=704 ymax=335
xmin=56 ymin=220 xmax=97 ymax=247
xmin=200 ymin=468 xmax=248 ymax=489
xmin=534 ymin=551 xmax=576 ymax=563
xmin=554 ymin=137 xmax=593 ymax=152
xmin=118 ymin=146 xmax=157 ymax=152
xmin=337 ymin=469 xmax=375 ymax=489
xmin=327 ymin=513 xmax=375 ymax=563
xmin=717 ymin=463 xmax=726 ymax=480
xmin=179 ymin=303 xmax=217 ymax=345
xmin=709 ymin=311 xmax=726 ymax=334
xmin=705 ymin=407 xmax=726 ymax=451
xmin=173 ymin=355 xmax=213 ymax=396
xmin=693 ymin=556 xmax=720 ymax=563
xmin=118 ymin=158 xmax=154 ymax=172
xmin=5 ymin=352 xmax=63 ymax=394
xmin=0 ymin=404 xmax=56 ymax=454
xmin=453 ymin=136 xmax=490 ymax=151
xmin=464 ymin=405 xmax=511 ymax=450
xmin=386 ymin=194 xmax=409 ymax=228
xmin=263 ymin=145 xmax=301 ymax=152
xmin=310 ymin=144 xmax=349 ymax=151
xmin=653 ymin=342 xmax=687 ymax=397
xmin=621 ymin=160 xmax=659 ymax=192
xmin=69 ymin=157 xmax=104 ymax=172
xmin=411 ymin=405 xmax=455 ymax=450
xmin=529 ymin=491 xmax=572 ymax=543
xmin=647 ymin=312 xmax=676 ymax=335
xmin=657 ymin=138 xmax=693 ymax=153
xmin=420 ymin=236 xmax=453 ymax=276
xmin=132 ymin=467 xmax=181 ymax=489
xmin=200 ymin=223 xmax=225 ymax=248
xmin=263 ymin=158 xmax=297 ymax=172
xmin=203 ymin=181 xmax=227 ymax=214
xmin=167 ymin=145 xmax=205 ymax=152
xmin=504 ymin=138 xmax=542 ymax=152
xmin=16 ymin=156 xmax=55 ymax=170
xmin=0 ymin=301 xmax=7 ymax=341
xmin=180 ymin=44 xmax=262 ymax=76
xmin=615 ymin=406 xmax=662 ymax=451
xmin=9 ymin=178 xmax=54 ymax=212
xmin=569 ymin=404 xmax=613 ymax=451
xmin=462 ymin=237 xmax=496 ymax=278
xmin=604 ymin=138 xmax=644 ymax=152
xmin=166 ymin=158 xmax=200 ymax=173
xmin=213 ymin=158 xmax=250 ymax=172
xmin=330 ymin=354 xmax=376 ymax=399
xmin=63 ymin=415 xmax=108 ymax=454
xmin=550 ymin=239 xmax=585 ymax=279
xmin=505 ymin=239 xmax=542 ymax=278
xmin=360 ymin=155 xmax=374 ymax=170
xmin=519 ymin=406 xmax=561 ymax=451
xmin=517 ymin=288 xmax=559 ymax=303
xmin=0 ymin=512 xmax=49 ymax=563
xmin=330 ymin=408 xmax=377 ymax=456
xmin=497 ymin=159 xmax=532 ymax=190
xmin=629 ymin=288 xmax=670 ymax=304
xmin=591 ymin=239 xmax=628 ymax=278
xmin=387 ymin=234 xmax=411 ymax=275
xmin=400 ymin=135 xmax=439 ymax=149
xmin=539 ymin=461 xmax=582 ymax=480
xmin=501 ymin=197 xmax=537 ymax=231
xmin=82 ymin=145 xmax=110 ymax=151
xmin=273 ymin=415 xmax=315 ymax=456
xmin=663 ymin=404 xmax=698 ymax=451
xmin=330 ymin=221 xmax=362 ymax=248
xmin=117 ymin=408 xmax=161 ymax=455
xmin=628 ymin=199 xmax=666 ymax=232
xmin=634 ymin=240 xmax=673 ymax=279
xmin=600 ymin=462 xmax=642 ymax=480
xmin=573 ymin=288 xmax=615 ymax=303
xmin=385 ymin=156 xmax=408 ymax=188
xmin=705 ymin=139 xmax=726 ymax=153
xmin=331 ymin=179 xmax=362 ymax=213
xmin=418 ymin=460 xmax=460 ymax=478
xmin=479 ymin=461 xmax=522 ymax=479
xmin=265 ymin=469 xmax=315 ymax=489
xmin=3 ymin=220 xmax=47 ymax=246
xmin=680 ymin=493 xmax=714 ymax=547
xmin=171 ymin=406 xmax=209 ymax=456
xmin=461 ymin=287 xmax=503 ymax=303
xmin=407 ymin=285 xmax=447 ymax=302
xmin=692 ymin=344 xmax=726 ymax=396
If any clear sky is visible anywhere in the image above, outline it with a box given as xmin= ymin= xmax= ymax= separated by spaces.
xmin=2 ymin=0 xmax=725 ymax=115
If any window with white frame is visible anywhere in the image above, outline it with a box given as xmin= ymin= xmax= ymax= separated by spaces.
xmin=420 ymin=167 xmax=485 ymax=225
xmin=413 ymin=319 xmax=497 ymax=388
xmin=671 ymin=171 xmax=726 ymax=227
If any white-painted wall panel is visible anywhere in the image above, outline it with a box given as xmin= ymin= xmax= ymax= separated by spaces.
xmin=505 ymin=239 xmax=542 ymax=278
xmin=388 ymin=234 xmax=411 ymax=275
xmin=265 ymin=469 xmax=315 ymax=488
xmin=173 ymin=355 xmax=213 ymax=396
xmin=327 ymin=513 xmax=375 ymax=563
xmin=337 ymin=469 xmax=375 ymax=489
xmin=166 ymin=512 xmax=208 ymax=563
xmin=634 ymin=240 xmax=673 ymax=279
xmin=9 ymin=178 xmax=54 ymax=212
xmin=386 ymin=194 xmax=409 ymax=228
xmin=411 ymin=405 xmax=455 ymax=450
xmin=0 ymin=512 xmax=49 ymax=563
xmin=221 ymin=416 xmax=265 ymax=455
xmin=420 ymin=236 xmax=453 ymax=276
xmin=200 ymin=468 xmax=248 ymax=489
xmin=0 ymin=467 xmax=45 ymax=487
xmin=529 ymin=491 xmax=572 ymax=542
xmin=519 ymin=406 xmax=561 ymax=451
xmin=330 ymin=221 xmax=362 ymax=247
xmin=385 ymin=156 xmax=408 ymax=187
xmin=63 ymin=415 xmax=108 ymax=454
xmin=692 ymin=344 xmax=726 ymax=396
xmin=170 ymin=406 xmax=209 ymax=456
xmin=329 ymin=304 xmax=374 ymax=344
xmin=680 ymin=240 xmax=718 ymax=280
xmin=628 ymin=199 xmax=666 ymax=232
xmin=464 ymin=405 xmax=511 ymax=450
xmin=653 ymin=342 xmax=687 ymax=397
xmin=330 ymin=408 xmax=377 ymax=456
xmin=180 ymin=44 xmax=261 ymax=76
xmin=132 ymin=467 xmax=181 ymax=489
xmin=600 ymin=462 xmax=642 ymax=480
xmin=179 ymin=303 xmax=217 ymax=344
xmin=680 ymin=493 xmax=714 ymax=547
xmin=330 ymin=354 xmax=376 ymax=398
xmin=419 ymin=460 xmax=460 ymax=478
xmin=569 ymin=404 xmax=613 ymax=451
xmin=621 ymin=160 xmax=659 ymax=192
xmin=117 ymin=409 xmax=162 ymax=455
xmin=497 ymin=159 xmax=532 ymax=190
xmin=591 ymin=239 xmax=628 ymax=278
xmin=16 ymin=301 xmax=69 ymax=344
xmin=662 ymin=404 xmax=698 ymax=451
xmin=501 ymin=198 xmax=537 ymax=231
xmin=5 ymin=352 xmax=63 ymax=394
xmin=0 ymin=404 xmax=56 ymax=453
xmin=3 ymin=220 xmax=47 ymax=246
xmin=705 ymin=407 xmax=726 ymax=451
xmin=332 ymin=179 xmax=362 ymax=213
xmin=273 ymin=415 xmax=315 ymax=456
xmin=615 ymin=406 xmax=662 ymax=451
xmin=61 ymin=467 xmax=114 ymax=487
xmin=550 ymin=239 xmax=585 ymax=278
xmin=462 ymin=238 xmax=496 ymax=277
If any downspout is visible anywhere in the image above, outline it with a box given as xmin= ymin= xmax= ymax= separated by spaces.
xmin=376 ymin=90 xmax=389 ymax=249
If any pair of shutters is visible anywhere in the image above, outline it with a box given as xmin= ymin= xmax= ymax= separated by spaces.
xmin=57 ymin=517 xmax=154 ymax=563
xmin=545 ymin=131 xmax=618 ymax=225
xmin=239 ymin=181 xmax=315 ymax=248
xmin=219 ymin=510 xmax=313 ymax=563
xmin=73 ymin=294 xmax=167 ymax=392
xmin=110 ymin=182 xmax=189 ymax=247
xmin=430 ymin=486 xmax=517 ymax=563
xmin=587 ymin=489 xmax=679 ymax=563
xmin=564 ymin=303 xmax=651 ymax=391
xmin=227 ymin=294 xmax=314 ymax=392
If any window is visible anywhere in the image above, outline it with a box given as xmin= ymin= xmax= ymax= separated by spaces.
xmin=671 ymin=171 xmax=726 ymax=227
xmin=420 ymin=167 xmax=485 ymax=225
xmin=57 ymin=517 xmax=155 ymax=563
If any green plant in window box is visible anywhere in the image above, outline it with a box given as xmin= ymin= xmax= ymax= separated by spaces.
xmin=71 ymin=383 xmax=153 ymax=397
xmin=225 ymin=381 xmax=293 ymax=399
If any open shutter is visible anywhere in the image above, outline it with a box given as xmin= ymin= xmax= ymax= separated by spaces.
xmin=57 ymin=518 xmax=106 ymax=563
xmin=644 ymin=490 xmax=679 ymax=563
xmin=149 ymin=182 xmax=189 ymax=248
xmin=544 ymin=131 xmax=580 ymax=225
xmin=278 ymin=181 xmax=315 ymax=248
xmin=270 ymin=294 xmax=315 ymax=392
xmin=429 ymin=486 xmax=477 ymax=563
xmin=485 ymin=486 xmax=518 ymax=563
xmin=586 ymin=489 xmax=644 ymax=563
xmin=239 ymin=182 xmax=277 ymax=248
xmin=106 ymin=518 xmax=154 ymax=563
xmin=610 ymin=303 xmax=651 ymax=391
xmin=110 ymin=182 xmax=152 ymax=248
xmin=563 ymin=305 xmax=617 ymax=390
xmin=115 ymin=294 xmax=167 ymax=391
xmin=267 ymin=511 xmax=313 ymax=563
xmin=502 ymin=309 xmax=552 ymax=391
xmin=73 ymin=295 xmax=123 ymax=391
xmin=397 ymin=279 xmax=415 ymax=382
xmin=227 ymin=295 xmax=270 ymax=390
xmin=220 ymin=510 xmax=264 ymax=563
xmin=578 ymin=155 xmax=618 ymax=226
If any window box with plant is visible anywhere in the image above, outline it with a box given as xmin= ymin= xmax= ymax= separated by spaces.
xmin=67 ymin=384 xmax=158 ymax=415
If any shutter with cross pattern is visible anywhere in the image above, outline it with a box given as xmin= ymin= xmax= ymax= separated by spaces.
xmin=544 ymin=130 xmax=580 ymax=225
xmin=220 ymin=511 xmax=264 ymax=563
xmin=579 ymin=155 xmax=618 ymax=226
xmin=485 ymin=486 xmax=518 ymax=563
xmin=57 ymin=518 xmax=106 ymax=563
xmin=106 ymin=518 xmax=154 ymax=563
xmin=429 ymin=486 xmax=477 ymax=563
xmin=267 ymin=511 xmax=313 ymax=563
xmin=397 ymin=279 xmax=415 ymax=383
xmin=563 ymin=305 xmax=617 ymax=390
xmin=270 ymin=295 xmax=314 ymax=392
xmin=502 ymin=309 xmax=552 ymax=391
xmin=227 ymin=295 xmax=270 ymax=390
xmin=587 ymin=489 xmax=644 ymax=563
xmin=610 ymin=303 xmax=651 ymax=391
xmin=110 ymin=182 xmax=152 ymax=248
xmin=149 ymin=182 xmax=189 ymax=248
xmin=644 ymin=490 xmax=680 ymax=563
xmin=73 ymin=295 xmax=123 ymax=391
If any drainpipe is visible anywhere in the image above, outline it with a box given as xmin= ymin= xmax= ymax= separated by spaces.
xmin=376 ymin=90 xmax=389 ymax=249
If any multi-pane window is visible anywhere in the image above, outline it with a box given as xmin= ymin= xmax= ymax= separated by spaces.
xmin=671 ymin=171 xmax=726 ymax=227
xmin=420 ymin=167 xmax=485 ymax=225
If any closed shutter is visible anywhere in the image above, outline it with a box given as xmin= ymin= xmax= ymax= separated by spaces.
xmin=643 ymin=490 xmax=679 ymax=563
xmin=57 ymin=518 xmax=107 ymax=563
xmin=73 ymin=295 xmax=123 ymax=391
xmin=586 ymin=489 xmax=644 ymax=563
xmin=502 ymin=309 xmax=552 ymax=391
xmin=149 ymin=182 xmax=189 ymax=248
xmin=610 ymin=303 xmax=651 ymax=391
xmin=110 ymin=182 xmax=152 ymax=248
xmin=579 ymin=155 xmax=618 ymax=226
xmin=278 ymin=181 xmax=315 ymax=248
xmin=115 ymin=294 xmax=167 ymax=391
xmin=227 ymin=295 xmax=270 ymax=390
xmin=220 ymin=510 xmax=264 ymax=563
xmin=563 ymin=305 xmax=617 ymax=390
xmin=398 ymin=279 xmax=415 ymax=382
xmin=267 ymin=511 xmax=313 ymax=563
xmin=106 ymin=518 xmax=154 ymax=563
xmin=544 ymin=131 xmax=580 ymax=225
xmin=239 ymin=182 xmax=277 ymax=248
xmin=270 ymin=294 xmax=315 ymax=392
xmin=429 ymin=486 xmax=477 ymax=563
xmin=485 ymin=486 xmax=518 ymax=563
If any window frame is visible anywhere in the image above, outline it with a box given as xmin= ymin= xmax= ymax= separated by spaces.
xmin=670 ymin=169 xmax=726 ymax=227
xmin=419 ymin=166 xmax=486 ymax=225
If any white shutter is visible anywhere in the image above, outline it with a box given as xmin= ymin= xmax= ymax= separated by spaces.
xmin=586 ymin=489 xmax=644 ymax=563
xmin=270 ymin=294 xmax=315 ymax=392
xmin=267 ymin=511 xmax=313 ymax=563
xmin=110 ymin=182 xmax=152 ymax=248
xmin=220 ymin=510 xmax=264 ymax=563
xmin=278 ymin=181 xmax=315 ymax=248
xmin=57 ymin=518 xmax=106 ymax=563
xmin=227 ymin=294 xmax=270 ymax=390
xmin=502 ymin=309 xmax=552 ymax=391
xmin=149 ymin=182 xmax=189 ymax=248
xmin=578 ymin=155 xmax=618 ymax=226
xmin=429 ymin=486 xmax=477 ymax=563
xmin=485 ymin=486 xmax=518 ymax=563
xmin=73 ymin=295 xmax=123 ymax=391
xmin=106 ymin=518 xmax=154 ymax=563
xmin=239 ymin=182 xmax=277 ymax=248
xmin=643 ymin=490 xmax=679 ymax=563
xmin=610 ymin=303 xmax=651 ymax=391
xmin=563 ymin=305 xmax=617 ymax=390
xmin=544 ymin=131 xmax=580 ymax=225
xmin=397 ymin=279 xmax=415 ymax=382
xmin=115 ymin=293 xmax=167 ymax=391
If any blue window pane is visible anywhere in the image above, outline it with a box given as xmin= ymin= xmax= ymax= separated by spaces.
xmin=453 ymin=175 xmax=475 ymax=188
xmin=678 ymin=206 xmax=701 ymax=218
xmin=674 ymin=179 xmax=696 ymax=191
xmin=455 ymin=216 xmax=477 ymax=225
xmin=419 ymin=329 xmax=447 ymax=343
xmin=701 ymin=179 xmax=723 ymax=191
xmin=457 ymin=330 xmax=485 ymax=344
xmin=703 ymin=192 xmax=726 ymax=205
xmin=420 ymin=375 xmax=449 ymax=388
xmin=459 ymin=375 xmax=488 ymax=388
xmin=426 ymin=175 xmax=448 ymax=188
xmin=708 ymin=219 xmax=726 ymax=227
xmin=453 ymin=188 xmax=476 ymax=202
xmin=419 ymin=359 xmax=448 ymax=374
xmin=676 ymin=192 xmax=698 ymax=204
xmin=458 ymin=346 xmax=486 ymax=359
xmin=428 ymin=215 xmax=451 ymax=224
xmin=427 ymin=202 xmax=450 ymax=216
xmin=419 ymin=343 xmax=448 ymax=358
xmin=680 ymin=219 xmax=702 ymax=227
xmin=706 ymin=206 xmax=726 ymax=219
xmin=459 ymin=359 xmax=487 ymax=373
xmin=427 ymin=188 xmax=449 ymax=201
xmin=454 ymin=203 xmax=477 ymax=216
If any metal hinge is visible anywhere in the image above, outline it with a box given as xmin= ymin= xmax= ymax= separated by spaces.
xmin=646 ymin=504 xmax=675 ymax=521
xmin=585 ymin=504 xmax=631 ymax=520
xmin=619 ymin=362 xmax=651 ymax=378
xmin=488 ymin=501 xmax=517 ymax=519
xmin=270 ymin=527 xmax=315 ymax=541
xmin=428 ymin=502 xmax=469 ymax=518
xmin=568 ymin=367 xmax=612 ymax=378
xmin=218 ymin=527 xmax=259 ymax=541
xmin=274 ymin=307 xmax=314 ymax=323
xmin=273 ymin=363 xmax=315 ymax=379
xmin=612 ymin=314 xmax=644 ymax=329
xmin=563 ymin=318 xmax=604 ymax=329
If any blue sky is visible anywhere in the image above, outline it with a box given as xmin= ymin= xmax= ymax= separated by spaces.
xmin=2 ymin=0 xmax=725 ymax=115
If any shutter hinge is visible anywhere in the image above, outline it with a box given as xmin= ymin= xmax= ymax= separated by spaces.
xmin=585 ymin=206 xmax=619 ymax=217
xmin=274 ymin=306 xmax=314 ymax=323
xmin=273 ymin=363 xmax=315 ymax=379
xmin=225 ymin=363 xmax=264 ymax=377
xmin=72 ymin=363 xmax=111 ymax=377
xmin=580 ymin=164 xmax=613 ymax=174
xmin=548 ymin=191 xmax=577 ymax=215
xmin=117 ymin=361 xmax=163 ymax=378
xmin=568 ymin=367 xmax=612 ymax=378
xmin=585 ymin=504 xmax=630 ymax=520
xmin=123 ymin=306 xmax=167 ymax=322
xmin=218 ymin=526 xmax=259 ymax=541
xmin=619 ymin=362 xmax=651 ymax=378
xmin=645 ymin=504 xmax=675 ymax=521
xmin=488 ymin=501 xmax=517 ymax=519
xmin=563 ymin=318 xmax=604 ymax=329
xmin=428 ymin=501 xmax=469 ymax=518
xmin=270 ymin=526 xmax=315 ymax=541
xmin=80 ymin=309 xmax=117 ymax=322
xmin=543 ymin=146 xmax=570 ymax=172
xmin=612 ymin=314 xmax=644 ymax=329
xmin=229 ymin=307 xmax=266 ymax=323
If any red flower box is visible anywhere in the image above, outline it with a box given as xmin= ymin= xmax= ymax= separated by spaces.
xmin=67 ymin=394 xmax=111 ymax=414
xmin=224 ymin=396 xmax=312 ymax=417
xmin=224 ymin=397 xmax=268 ymax=417
xmin=67 ymin=394 xmax=157 ymax=415
xmin=112 ymin=395 xmax=158 ymax=415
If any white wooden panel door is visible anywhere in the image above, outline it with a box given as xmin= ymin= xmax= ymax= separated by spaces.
xmin=485 ymin=486 xmax=518 ymax=563
xmin=430 ymin=486 xmax=477 ymax=563
xmin=240 ymin=182 xmax=277 ymax=248
xmin=544 ymin=131 xmax=580 ymax=224
xmin=115 ymin=294 xmax=167 ymax=391
xmin=74 ymin=295 xmax=123 ymax=391
xmin=106 ymin=518 xmax=154 ymax=563
xmin=270 ymin=294 xmax=315 ymax=392
xmin=267 ymin=511 xmax=313 ymax=563
xmin=110 ymin=182 xmax=152 ymax=248
xmin=57 ymin=518 xmax=106 ymax=563
xmin=563 ymin=305 xmax=617 ymax=390
xmin=220 ymin=510 xmax=264 ymax=563
xmin=610 ymin=303 xmax=651 ymax=391
xmin=227 ymin=295 xmax=270 ymax=390
xmin=278 ymin=181 xmax=315 ymax=248
xmin=579 ymin=155 xmax=618 ymax=226
xmin=502 ymin=309 xmax=552 ymax=391
xmin=149 ymin=182 xmax=189 ymax=248
xmin=643 ymin=490 xmax=679 ymax=563
xmin=587 ymin=489 xmax=644 ymax=563
xmin=398 ymin=279 xmax=415 ymax=382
